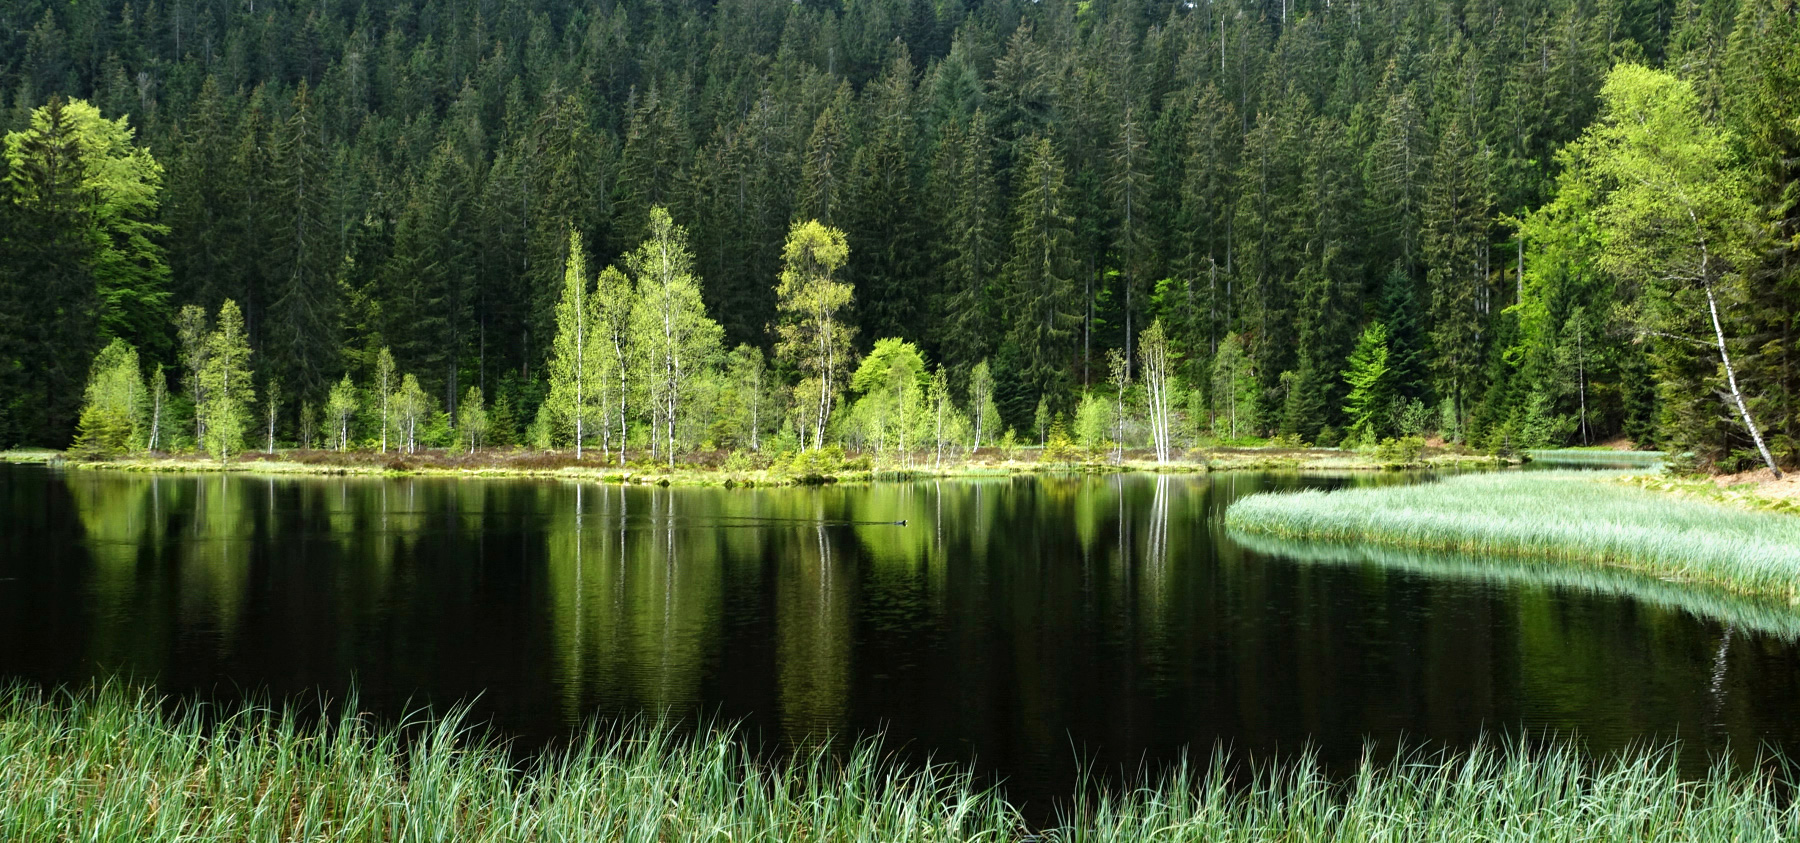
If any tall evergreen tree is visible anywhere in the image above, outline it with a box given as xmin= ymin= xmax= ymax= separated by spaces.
xmin=998 ymin=136 xmax=1080 ymax=425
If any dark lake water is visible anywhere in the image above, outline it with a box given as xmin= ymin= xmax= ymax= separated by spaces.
xmin=4 ymin=462 xmax=1800 ymax=809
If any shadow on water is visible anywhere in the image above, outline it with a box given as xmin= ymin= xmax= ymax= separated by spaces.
xmin=2 ymin=462 xmax=1798 ymax=820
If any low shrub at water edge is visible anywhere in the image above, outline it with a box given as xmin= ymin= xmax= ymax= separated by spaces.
xmin=4 ymin=683 xmax=1800 ymax=841
xmin=1225 ymin=471 xmax=1800 ymax=602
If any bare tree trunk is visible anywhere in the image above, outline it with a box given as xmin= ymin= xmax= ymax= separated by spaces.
xmin=1705 ymin=279 xmax=1782 ymax=478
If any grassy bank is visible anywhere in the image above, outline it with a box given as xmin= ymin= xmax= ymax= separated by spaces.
xmin=5 ymin=443 xmax=1507 ymax=486
xmin=4 ymin=684 xmax=1798 ymax=841
xmin=1225 ymin=471 xmax=1800 ymax=603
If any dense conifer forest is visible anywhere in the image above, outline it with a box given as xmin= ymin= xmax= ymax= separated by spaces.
xmin=1 ymin=0 xmax=1796 ymax=470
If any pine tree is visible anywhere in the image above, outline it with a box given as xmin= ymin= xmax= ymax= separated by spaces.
xmin=1341 ymin=322 xmax=1394 ymax=445
xmin=1423 ymin=115 xmax=1493 ymax=433
xmin=931 ymin=110 xmax=1001 ymax=370
xmin=999 ymin=137 xmax=1081 ymax=418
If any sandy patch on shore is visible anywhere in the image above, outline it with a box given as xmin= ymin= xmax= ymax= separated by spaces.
xmin=1707 ymin=468 xmax=1800 ymax=503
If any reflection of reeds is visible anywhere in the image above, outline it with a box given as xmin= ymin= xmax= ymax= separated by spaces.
xmin=8 ymin=683 xmax=1800 ymax=840
xmin=1225 ymin=471 xmax=1800 ymax=602
xmin=1526 ymin=449 xmax=1668 ymax=469
xmin=1233 ymin=532 xmax=1800 ymax=641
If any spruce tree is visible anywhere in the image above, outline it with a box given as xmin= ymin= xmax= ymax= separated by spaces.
xmin=999 ymin=137 xmax=1081 ymax=419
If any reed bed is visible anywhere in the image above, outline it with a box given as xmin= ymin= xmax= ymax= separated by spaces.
xmin=4 ymin=683 xmax=1800 ymax=841
xmin=1233 ymin=532 xmax=1800 ymax=640
xmin=1226 ymin=470 xmax=1800 ymax=602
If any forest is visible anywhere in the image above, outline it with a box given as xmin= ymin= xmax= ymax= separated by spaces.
xmin=1 ymin=0 xmax=1796 ymax=471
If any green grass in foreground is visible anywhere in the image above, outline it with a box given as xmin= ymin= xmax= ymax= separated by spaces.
xmin=1225 ymin=471 xmax=1800 ymax=602
xmin=4 ymin=685 xmax=1799 ymax=841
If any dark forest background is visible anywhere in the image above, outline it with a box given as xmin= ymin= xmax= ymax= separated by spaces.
xmin=1 ymin=0 xmax=1796 ymax=467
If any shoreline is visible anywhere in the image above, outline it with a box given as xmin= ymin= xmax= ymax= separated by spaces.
xmin=3 ymin=446 xmax=1514 ymax=486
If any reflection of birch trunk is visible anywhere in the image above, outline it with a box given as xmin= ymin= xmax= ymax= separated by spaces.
xmin=1708 ymin=624 xmax=1734 ymax=717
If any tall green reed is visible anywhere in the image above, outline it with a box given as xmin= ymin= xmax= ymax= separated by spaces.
xmin=4 ymin=683 xmax=1800 ymax=841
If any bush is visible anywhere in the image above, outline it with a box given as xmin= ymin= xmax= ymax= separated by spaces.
xmin=1375 ymin=435 xmax=1426 ymax=468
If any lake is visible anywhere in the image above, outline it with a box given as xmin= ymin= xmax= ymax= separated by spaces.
xmin=3 ymin=462 xmax=1798 ymax=811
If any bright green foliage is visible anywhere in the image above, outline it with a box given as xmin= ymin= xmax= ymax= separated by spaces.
xmin=325 ymin=374 xmax=357 ymax=452
xmin=198 ymin=301 xmax=254 ymax=463
xmin=1139 ymin=320 xmax=1176 ymax=463
xmin=1544 ymin=64 xmax=1775 ymax=472
xmin=626 ymin=207 xmax=722 ymax=467
xmin=458 ymin=387 xmax=489 ymax=454
xmin=145 ymin=364 xmax=168 ymax=452
xmin=720 ymin=344 xmax=770 ymax=452
xmin=773 ymin=220 xmax=854 ymax=450
xmin=546 ymin=230 xmax=597 ymax=457
xmin=4 ymin=97 xmax=169 ymax=352
xmin=967 ymin=360 xmax=1000 ymax=452
xmin=72 ymin=339 xmax=144 ymax=457
xmin=1211 ymin=333 xmax=1259 ymax=440
xmin=394 ymin=374 xmax=428 ymax=454
xmin=1341 ymin=323 xmax=1395 ymax=446
xmin=849 ymin=338 xmax=928 ymax=461
xmin=593 ymin=264 xmax=636 ymax=462
xmin=375 ymin=348 xmax=395 ymax=454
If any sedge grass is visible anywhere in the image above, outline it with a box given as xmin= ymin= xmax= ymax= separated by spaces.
xmin=1225 ymin=470 xmax=1800 ymax=603
xmin=4 ymin=683 xmax=1800 ymax=841
xmin=1233 ymin=532 xmax=1800 ymax=640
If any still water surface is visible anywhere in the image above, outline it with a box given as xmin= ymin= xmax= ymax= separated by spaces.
xmin=3 ymin=463 xmax=1798 ymax=807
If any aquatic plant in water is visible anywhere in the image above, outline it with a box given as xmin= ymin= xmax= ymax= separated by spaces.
xmin=1224 ymin=471 xmax=1800 ymax=602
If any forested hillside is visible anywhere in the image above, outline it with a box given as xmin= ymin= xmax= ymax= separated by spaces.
xmin=1 ymin=0 xmax=1796 ymax=469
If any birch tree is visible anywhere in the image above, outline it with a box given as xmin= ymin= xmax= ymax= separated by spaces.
xmin=1560 ymin=65 xmax=1780 ymax=476
xmin=264 ymin=378 xmax=281 ymax=454
xmin=626 ymin=207 xmax=721 ymax=468
xmin=594 ymin=264 xmax=635 ymax=464
xmin=394 ymin=373 xmax=427 ymax=454
xmin=547 ymin=230 xmax=596 ymax=458
xmin=968 ymin=359 xmax=998 ymax=453
xmin=773 ymin=220 xmax=854 ymax=450
xmin=458 ymin=386 xmax=488 ymax=454
xmin=325 ymin=374 xmax=356 ymax=451
xmin=147 ymin=364 xmax=167 ymax=451
xmin=1139 ymin=320 xmax=1175 ymax=464
xmin=375 ymin=347 xmax=395 ymax=453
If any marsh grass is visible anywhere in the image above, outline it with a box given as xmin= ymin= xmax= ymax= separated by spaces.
xmin=1225 ymin=471 xmax=1800 ymax=602
xmin=5 ymin=684 xmax=1800 ymax=841
xmin=1233 ymin=533 xmax=1800 ymax=640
